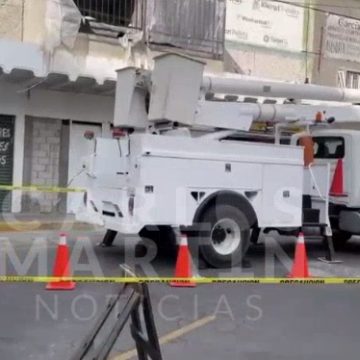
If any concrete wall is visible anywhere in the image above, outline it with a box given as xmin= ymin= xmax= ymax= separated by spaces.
xmin=310 ymin=1 xmax=360 ymax=86
xmin=22 ymin=117 xmax=62 ymax=213
xmin=225 ymin=46 xmax=308 ymax=82
xmin=0 ymin=0 xmax=24 ymax=40
xmin=0 ymin=0 xmax=47 ymax=43
xmin=22 ymin=0 xmax=47 ymax=45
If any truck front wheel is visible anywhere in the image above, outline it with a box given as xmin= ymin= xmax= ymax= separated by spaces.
xmin=197 ymin=204 xmax=251 ymax=268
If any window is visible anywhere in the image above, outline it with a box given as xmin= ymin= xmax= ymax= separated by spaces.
xmin=313 ymin=136 xmax=345 ymax=159
xmin=346 ymin=71 xmax=360 ymax=89
xmin=74 ymin=0 xmax=142 ymax=32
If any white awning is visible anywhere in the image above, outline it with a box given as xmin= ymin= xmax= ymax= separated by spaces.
xmin=0 ymin=68 xmax=116 ymax=96
xmin=0 ymin=40 xmax=116 ymax=96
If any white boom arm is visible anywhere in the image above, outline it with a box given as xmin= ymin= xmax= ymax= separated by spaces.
xmin=113 ymin=53 xmax=360 ymax=131
xmin=201 ymin=76 xmax=360 ymax=103
xmin=196 ymin=101 xmax=360 ymax=125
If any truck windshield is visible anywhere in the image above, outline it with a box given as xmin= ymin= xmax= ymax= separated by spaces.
xmin=312 ymin=136 xmax=344 ymax=159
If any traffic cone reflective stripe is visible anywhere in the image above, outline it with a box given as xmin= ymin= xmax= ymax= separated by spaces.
xmin=288 ymin=232 xmax=311 ymax=278
xmin=46 ymin=233 xmax=76 ymax=291
xmin=170 ymin=234 xmax=196 ymax=288
xmin=330 ymin=159 xmax=346 ymax=197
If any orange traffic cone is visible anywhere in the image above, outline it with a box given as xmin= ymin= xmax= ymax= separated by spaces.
xmin=46 ymin=233 xmax=76 ymax=290
xmin=288 ymin=232 xmax=311 ymax=278
xmin=330 ymin=159 xmax=346 ymax=197
xmin=170 ymin=234 xmax=196 ymax=288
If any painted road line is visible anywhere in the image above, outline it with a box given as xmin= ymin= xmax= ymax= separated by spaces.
xmin=111 ymin=315 xmax=217 ymax=360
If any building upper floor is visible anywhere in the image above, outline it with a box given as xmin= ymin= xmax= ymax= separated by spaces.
xmin=2 ymin=0 xmax=360 ymax=88
xmin=0 ymin=0 xmax=226 ymax=83
xmin=225 ymin=0 xmax=360 ymax=87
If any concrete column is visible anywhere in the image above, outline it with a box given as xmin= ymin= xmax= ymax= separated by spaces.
xmin=12 ymin=112 xmax=25 ymax=213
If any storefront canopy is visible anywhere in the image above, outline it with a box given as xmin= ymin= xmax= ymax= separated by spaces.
xmin=0 ymin=40 xmax=116 ymax=96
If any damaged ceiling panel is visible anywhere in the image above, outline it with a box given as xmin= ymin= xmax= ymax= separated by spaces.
xmin=45 ymin=0 xmax=82 ymax=52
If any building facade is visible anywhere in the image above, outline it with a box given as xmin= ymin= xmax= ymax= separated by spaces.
xmin=311 ymin=0 xmax=360 ymax=87
xmin=0 ymin=0 xmax=224 ymax=213
xmin=224 ymin=0 xmax=309 ymax=81
xmin=224 ymin=0 xmax=360 ymax=88
xmin=2 ymin=0 xmax=360 ymax=214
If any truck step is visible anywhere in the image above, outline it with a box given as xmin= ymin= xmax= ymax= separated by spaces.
xmin=302 ymin=208 xmax=320 ymax=224
xmin=302 ymin=222 xmax=327 ymax=228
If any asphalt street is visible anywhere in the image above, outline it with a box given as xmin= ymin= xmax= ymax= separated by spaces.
xmin=1 ymin=283 xmax=360 ymax=360
xmin=2 ymin=230 xmax=360 ymax=278
xmin=1 ymin=230 xmax=360 ymax=359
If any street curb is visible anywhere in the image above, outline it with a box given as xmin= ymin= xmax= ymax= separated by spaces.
xmin=0 ymin=221 xmax=101 ymax=232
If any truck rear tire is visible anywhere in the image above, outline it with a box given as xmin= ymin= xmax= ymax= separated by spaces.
xmin=197 ymin=204 xmax=251 ymax=268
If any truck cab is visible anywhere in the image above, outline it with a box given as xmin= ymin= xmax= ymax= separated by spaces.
xmin=293 ymin=129 xmax=360 ymax=246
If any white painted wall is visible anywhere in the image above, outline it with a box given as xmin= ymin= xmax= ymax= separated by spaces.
xmin=0 ymin=80 xmax=115 ymax=212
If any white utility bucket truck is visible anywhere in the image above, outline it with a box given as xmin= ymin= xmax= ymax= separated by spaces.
xmin=76 ymin=53 xmax=360 ymax=268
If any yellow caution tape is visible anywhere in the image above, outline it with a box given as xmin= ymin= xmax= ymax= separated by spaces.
xmin=1 ymin=276 xmax=360 ymax=284
xmin=0 ymin=185 xmax=86 ymax=193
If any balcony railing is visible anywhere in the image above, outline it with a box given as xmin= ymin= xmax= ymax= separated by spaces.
xmin=73 ymin=0 xmax=225 ymax=59
xmin=74 ymin=0 xmax=143 ymax=31
xmin=147 ymin=0 xmax=225 ymax=59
